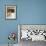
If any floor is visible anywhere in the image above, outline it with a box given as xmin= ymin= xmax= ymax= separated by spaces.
xmin=0 ymin=40 xmax=46 ymax=46
xmin=0 ymin=44 xmax=18 ymax=46
xmin=19 ymin=39 xmax=46 ymax=46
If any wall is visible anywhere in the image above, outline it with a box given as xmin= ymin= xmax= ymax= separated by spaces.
xmin=0 ymin=0 xmax=46 ymax=44
xmin=0 ymin=0 xmax=18 ymax=44
xmin=19 ymin=0 xmax=46 ymax=24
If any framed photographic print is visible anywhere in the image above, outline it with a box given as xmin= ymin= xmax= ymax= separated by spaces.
xmin=5 ymin=5 xmax=16 ymax=20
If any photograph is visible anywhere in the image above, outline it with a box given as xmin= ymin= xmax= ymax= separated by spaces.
xmin=5 ymin=5 xmax=16 ymax=20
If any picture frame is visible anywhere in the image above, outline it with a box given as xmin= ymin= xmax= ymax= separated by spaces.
xmin=5 ymin=5 xmax=16 ymax=20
